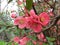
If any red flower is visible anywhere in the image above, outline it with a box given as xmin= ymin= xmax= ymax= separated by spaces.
xmin=29 ymin=9 xmax=39 ymax=22
xmin=37 ymin=33 xmax=45 ymax=40
xmin=26 ymin=16 xmax=42 ymax=33
xmin=39 ymin=12 xmax=50 ymax=26
xmin=14 ymin=16 xmax=27 ymax=29
xmin=11 ymin=12 xmax=17 ymax=18
xmin=13 ymin=36 xmax=20 ymax=43
xmin=25 ymin=9 xmax=42 ymax=33
xmin=38 ymin=41 xmax=43 ymax=45
xmin=19 ymin=37 xmax=29 ymax=45
xmin=29 ymin=9 xmax=36 ymax=16
xmin=32 ymin=41 xmax=37 ymax=45
xmin=30 ymin=21 xmax=42 ymax=33
xmin=37 ymin=32 xmax=47 ymax=42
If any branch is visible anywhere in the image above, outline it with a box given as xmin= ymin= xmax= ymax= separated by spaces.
xmin=32 ymin=3 xmax=37 ymax=14
xmin=42 ymin=0 xmax=59 ymax=31
xmin=43 ymin=15 xmax=60 ymax=31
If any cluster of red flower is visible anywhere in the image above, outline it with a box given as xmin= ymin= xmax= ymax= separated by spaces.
xmin=13 ymin=9 xmax=50 ymax=33
xmin=11 ymin=9 xmax=50 ymax=45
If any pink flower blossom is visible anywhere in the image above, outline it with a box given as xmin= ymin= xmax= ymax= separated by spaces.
xmin=38 ymin=41 xmax=43 ymax=45
xmin=39 ymin=12 xmax=50 ymax=26
xmin=11 ymin=14 xmax=16 ymax=18
xmin=31 ymin=22 xmax=42 ymax=33
xmin=32 ymin=41 xmax=37 ymax=45
xmin=11 ymin=12 xmax=17 ymax=18
xmin=26 ymin=17 xmax=42 ymax=33
xmin=18 ymin=0 xmax=22 ymax=5
xmin=25 ymin=9 xmax=42 ymax=33
xmin=48 ymin=12 xmax=54 ymax=17
xmin=29 ymin=9 xmax=36 ymax=16
xmin=37 ymin=33 xmax=45 ymax=40
xmin=14 ymin=16 xmax=27 ymax=29
xmin=13 ymin=36 xmax=20 ymax=43
xmin=43 ymin=39 xmax=47 ymax=42
xmin=29 ymin=9 xmax=39 ymax=22
xmin=19 ymin=37 xmax=29 ymax=45
xmin=57 ymin=20 xmax=60 ymax=25
xmin=37 ymin=32 xmax=47 ymax=42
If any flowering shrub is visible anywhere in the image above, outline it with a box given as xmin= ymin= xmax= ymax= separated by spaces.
xmin=0 ymin=0 xmax=60 ymax=45
xmin=14 ymin=9 xmax=50 ymax=33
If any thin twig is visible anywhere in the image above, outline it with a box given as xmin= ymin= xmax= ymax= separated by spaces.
xmin=43 ymin=15 xmax=60 ymax=31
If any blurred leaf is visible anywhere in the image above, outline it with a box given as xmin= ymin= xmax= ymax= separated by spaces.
xmin=0 ymin=20 xmax=5 ymax=25
xmin=26 ymin=0 xmax=33 ymax=10
xmin=7 ymin=42 xmax=12 ymax=45
xmin=43 ymin=43 xmax=48 ymax=45
xmin=21 ymin=30 xmax=26 ymax=36
xmin=46 ymin=37 xmax=54 ymax=45
xmin=12 ymin=26 xmax=21 ymax=36
xmin=7 ymin=42 xmax=18 ymax=45
xmin=48 ymin=42 xmax=53 ymax=45
xmin=48 ymin=1 xmax=53 ymax=5
xmin=36 ymin=43 xmax=40 ymax=45
xmin=0 ymin=26 xmax=6 ymax=33
xmin=0 ymin=41 xmax=7 ymax=45
xmin=28 ymin=34 xmax=37 ymax=41
xmin=46 ymin=37 xmax=56 ymax=42
xmin=14 ymin=42 xmax=18 ymax=45
xmin=26 ymin=41 xmax=34 ymax=45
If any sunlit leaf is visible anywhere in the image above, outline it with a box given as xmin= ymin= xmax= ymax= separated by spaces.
xmin=0 ymin=41 xmax=7 ymax=45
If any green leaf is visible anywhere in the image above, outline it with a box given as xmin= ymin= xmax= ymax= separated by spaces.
xmin=43 ymin=43 xmax=48 ymax=45
xmin=0 ymin=26 xmax=6 ymax=33
xmin=13 ymin=27 xmax=21 ymax=36
xmin=21 ymin=30 xmax=26 ymax=36
xmin=48 ymin=42 xmax=53 ymax=45
xmin=36 ymin=43 xmax=40 ymax=45
xmin=0 ymin=20 xmax=5 ymax=25
xmin=46 ymin=37 xmax=54 ymax=45
xmin=14 ymin=42 xmax=18 ymax=45
xmin=7 ymin=42 xmax=18 ymax=45
xmin=0 ymin=41 xmax=7 ymax=45
xmin=26 ymin=0 xmax=33 ymax=10
xmin=26 ymin=41 xmax=34 ymax=45
xmin=7 ymin=42 xmax=12 ymax=45
xmin=27 ymin=34 xmax=37 ymax=41
xmin=46 ymin=37 xmax=56 ymax=42
xmin=48 ymin=1 xmax=53 ymax=5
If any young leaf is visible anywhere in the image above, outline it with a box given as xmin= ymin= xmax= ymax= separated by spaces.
xmin=27 ymin=34 xmax=37 ymax=41
xmin=46 ymin=37 xmax=56 ymax=42
xmin=26 ymin=0 xmax=33 ymax=10
xmin=26 ymin=41 xmax=34 ymax=45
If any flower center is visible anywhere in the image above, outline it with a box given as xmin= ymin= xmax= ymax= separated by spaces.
xmin=40 ymin=17 xmax=45 ymax=22
xmin=19 ymin=19 xmax=24 ymax=24
xmin=33 ymin=22 xmax=38 ymax=27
